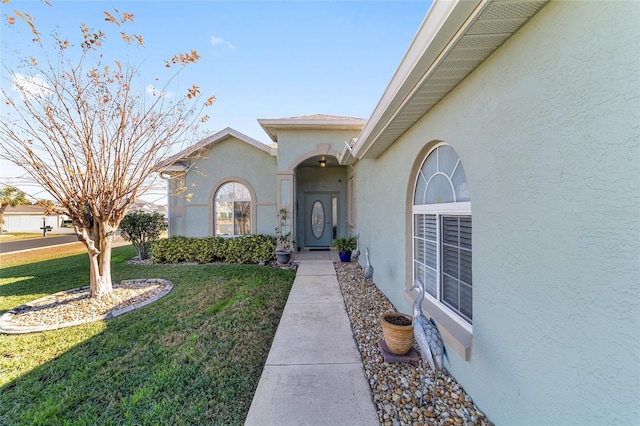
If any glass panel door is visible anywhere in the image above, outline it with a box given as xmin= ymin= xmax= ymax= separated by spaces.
xmin=304 ymin=193 xmax=332 ymax=247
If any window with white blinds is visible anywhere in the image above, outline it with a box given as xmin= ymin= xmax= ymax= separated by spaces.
xmin=441 ymin=216 xmax=472 ymax=322
xmin=413 ymin=144 xmax=472 ymax=326
xmin=414 ymin=214 xmax=438 ymax=297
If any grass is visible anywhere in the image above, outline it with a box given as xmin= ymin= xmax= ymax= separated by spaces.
xmin=0 ymin=245 xmax=296 ymax=425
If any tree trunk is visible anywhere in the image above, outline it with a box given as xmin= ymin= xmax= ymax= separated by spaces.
xmin=0 ymin=203 xmax=7 ymax=233
xmin=76 ymin=221 xmax=114 ymax=297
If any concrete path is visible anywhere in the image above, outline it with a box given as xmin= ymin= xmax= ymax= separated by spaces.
xmin=245 ymin=252 xmax=379 ymax=426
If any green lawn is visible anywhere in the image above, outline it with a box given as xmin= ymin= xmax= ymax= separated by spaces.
xmin=0 ymin=245 xmax=295 ymax=425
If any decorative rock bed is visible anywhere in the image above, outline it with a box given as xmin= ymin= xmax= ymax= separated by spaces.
xmin=335 ymin=262 xmax=492 ymax=426
xmin=0 ymin=279 xmax=173 ymax=334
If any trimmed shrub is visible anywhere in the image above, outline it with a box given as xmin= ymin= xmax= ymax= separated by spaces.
xmin=226 ymin=234 xmax=277 ymax=264
xmin=151 ymin=236 xmax=190 ymax=263
xmin=119 ymin=211 xmax=168 ymax=260
xmin=151 ymin=235 xmax=276 ymax=264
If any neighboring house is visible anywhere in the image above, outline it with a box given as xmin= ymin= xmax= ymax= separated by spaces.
xmin=159 ymin=1 xmax=639 ymax=424
xmin=127 ymin=200 xmax=168 ymax=216
xmin=2 ymin=205 xmax=60 ymax=232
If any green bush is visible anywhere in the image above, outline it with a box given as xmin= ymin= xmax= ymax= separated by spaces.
xmin=119 ymin=211 xmax=168 ymax=259
xmin=151 ymin=235 xmax=276 ymax=264
xmin=151 ymin=236 xmax=189 ymax=263
xmin=192 ymin=237 xmax=229 ymax=263
xmin=226 ymin=234 xmax=277 ymax=264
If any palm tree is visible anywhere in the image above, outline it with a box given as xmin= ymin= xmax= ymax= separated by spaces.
xmin=0 ymin=186 xmax=29 ymax=233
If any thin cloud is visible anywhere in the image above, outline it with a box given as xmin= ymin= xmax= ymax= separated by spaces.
xmin=210 ymin=36 xmax=235 ymax=50
xmin=145 ymin=84 xmax=174 ymax=99
xmin=12 ymin=74 xmax=51 ymax=98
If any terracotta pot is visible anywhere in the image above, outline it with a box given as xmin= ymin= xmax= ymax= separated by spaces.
xmin=380 ymin=312 xmax=414 ymax=355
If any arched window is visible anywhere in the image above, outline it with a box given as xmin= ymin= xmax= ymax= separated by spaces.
xmin=215 ymin=181 xmax=251 ymax=236
xmin=413 ymin=144 xmax=472 ymax=326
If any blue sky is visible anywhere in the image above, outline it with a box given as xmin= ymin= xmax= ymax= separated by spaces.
xmin=1 ymin=0 xmax=432 ymax=201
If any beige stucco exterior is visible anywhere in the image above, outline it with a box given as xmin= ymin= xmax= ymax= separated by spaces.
xmin=162 ymin=120 xmax=364 ymax=248
xmin=348 ymin=1 xmax=639 ymax=424
xmin=163 ymin=129 xmax=278 ymax=237
xmin=260 ymin=125 xmax=364 ymax=247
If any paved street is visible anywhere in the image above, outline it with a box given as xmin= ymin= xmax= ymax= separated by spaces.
xmin=0 ymin=234 xmax=81 ymax=254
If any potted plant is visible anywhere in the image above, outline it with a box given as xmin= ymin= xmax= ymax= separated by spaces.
xmin=380 ymin=312 xmax=414 ymax=355
xmin=275 ymin=207 xmax=294 ymax=264
xmin=332 ymin=235 xmax=356 ymax=262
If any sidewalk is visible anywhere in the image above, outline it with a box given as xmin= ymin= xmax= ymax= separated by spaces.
xmin=245 ymin=251 xmax=379 ymax=426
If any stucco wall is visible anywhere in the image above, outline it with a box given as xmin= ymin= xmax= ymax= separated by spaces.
xmin=355 ymin=1 xmax=639 ymax=424
xmin=272 ymin=128 xmax=360 ymax=247
xmin=175 ymin=136 xmax=277 ymax=237
xmin=275 ymin=129 xmax=361 ymax=172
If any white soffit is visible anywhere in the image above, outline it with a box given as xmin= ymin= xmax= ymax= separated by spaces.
xmin=355 ymin=0 xmax=549 ymax=159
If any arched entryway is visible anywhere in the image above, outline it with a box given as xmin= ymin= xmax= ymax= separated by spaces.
xmin=289 ymin=153 xmax=347 ymax=249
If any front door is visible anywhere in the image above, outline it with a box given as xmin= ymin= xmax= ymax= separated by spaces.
xmin=304 ymin=193 xmax=332 ymax=248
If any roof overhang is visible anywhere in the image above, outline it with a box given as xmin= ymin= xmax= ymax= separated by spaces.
xmin=337 ymin=138 xmax=359 ymax=165
xmin=258 ymin=116 xmax=367 ymax=143
xmin=350 ymin=0 xmax=549 ymax=160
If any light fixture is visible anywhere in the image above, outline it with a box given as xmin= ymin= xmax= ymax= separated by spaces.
xmin=319 ymin=159 xmax=327 ymax=168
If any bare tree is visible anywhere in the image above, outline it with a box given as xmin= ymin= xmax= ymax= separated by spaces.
xmin=0 ymin=186 xmax=30 ymax=233
xmin=0 ymin=8 xmax=213 ymax=296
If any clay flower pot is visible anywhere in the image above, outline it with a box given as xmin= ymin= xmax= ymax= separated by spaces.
xmin=380 ymin=312 xmax=414 ymax=355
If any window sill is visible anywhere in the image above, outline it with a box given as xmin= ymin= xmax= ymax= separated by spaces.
xmin=403 ymin=291 xmax=472 ymax=361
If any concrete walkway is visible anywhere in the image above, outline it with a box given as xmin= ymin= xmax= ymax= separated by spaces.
xmin=245 ymin=250 xmax=379 ymax=426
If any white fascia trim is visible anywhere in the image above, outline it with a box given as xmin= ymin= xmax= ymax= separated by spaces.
xmin=337 ymin=141 xmax=355 ymax=165
xmin=216 ymin=127 xmax=272 ymax=154
xmin=258 ymin=118 xmax=367 ymax=126
xmin=352 ymin=0 xmax=483 ymax=158
xmin=158 ymin=165 xmax=188 ymax=174
xmin=258 ymin=118 xmax=367 ymax=143
xmin=257 ymin=119 xmax=279 ymax=143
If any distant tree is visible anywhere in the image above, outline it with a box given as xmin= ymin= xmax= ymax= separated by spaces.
xmin=35 ymin=199 xmax=57 ymax=215
xmin=0 ymin=186 xmax=30 ymax=233
xmin=119 ymin=211 xmax=168 ymax=260
xmin=0 ymin=6 xmax=214 ymax=296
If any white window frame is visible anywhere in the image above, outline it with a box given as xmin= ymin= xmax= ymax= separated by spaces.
xmin=347 ymin=175 xmax=356 ymax=228
xmin=413 ymin=203 xmax=472 ymax=332
xmin=412 ymin=143 xmax=472 ymax=333
xmin=214 ymin=182 xmax=252 ymax=237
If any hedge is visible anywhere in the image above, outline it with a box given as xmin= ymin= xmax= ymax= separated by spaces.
xmin=151 ymin=235 xmax=277 ymax=264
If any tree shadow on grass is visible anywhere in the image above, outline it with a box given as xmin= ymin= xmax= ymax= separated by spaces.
xmin=0 ymin=258 xmax=295 ymax=425
xmin=0 ymin=246 xmax=138 ymax=312
xmin=0 ymin=254 xmax=90 ymax=299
